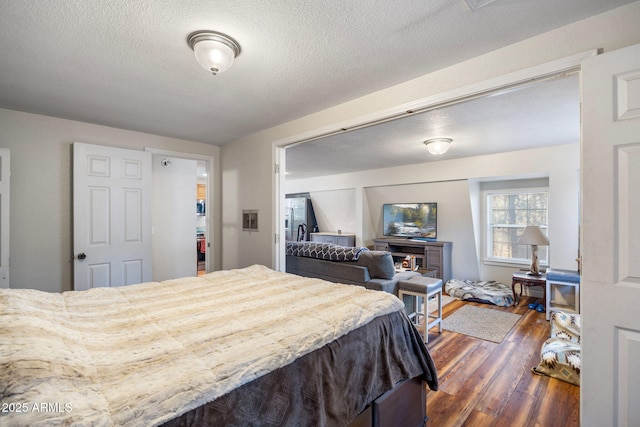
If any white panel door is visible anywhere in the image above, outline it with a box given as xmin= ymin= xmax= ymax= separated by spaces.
xmin=73 ymin=142 xmax=152 ymax=290
xmin=0 ymin=148 xmax=9 ymax=288
xmin=581 ymin=43 xmax=640 ymax=426
xmin=151 ymin=155 xmax=197 ymax=281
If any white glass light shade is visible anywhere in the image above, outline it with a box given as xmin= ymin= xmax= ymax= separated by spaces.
xmin=193 ymin=40 xmax=235 ymax=74
xmin=424 ymin=138 xmax=452 ymax=155
xmin=188 ymin=31 xmax=241 ymax=75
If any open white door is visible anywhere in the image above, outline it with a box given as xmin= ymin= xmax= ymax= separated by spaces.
xmin=73 ymin=142 xmax=152 ymax=290
xmin=274 ymin=146 xmax=286 ymax=271
xmin=581 ymin=43 xmax=640 ymax=426
xmin=0 ymin=149 xmax=9 ymax=288
xmin=151 ymin=155 xmax=197 ymax=281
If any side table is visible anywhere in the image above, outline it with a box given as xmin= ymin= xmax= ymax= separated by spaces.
xmin=512 ymin=272 xmax=546 ymax=306
xmin=545 ymin=268 xmax=580 ymax=321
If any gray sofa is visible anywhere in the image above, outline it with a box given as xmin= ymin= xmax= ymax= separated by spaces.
xmin=285 ymin=241 xmax=421 ymax=295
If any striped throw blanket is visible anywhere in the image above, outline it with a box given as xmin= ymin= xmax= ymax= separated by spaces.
xmin=0 ymin=265 xmax=402 ymax=426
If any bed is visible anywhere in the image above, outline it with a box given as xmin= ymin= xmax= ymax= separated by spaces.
xmin=0 ymin=265 xmax=437 ymax=426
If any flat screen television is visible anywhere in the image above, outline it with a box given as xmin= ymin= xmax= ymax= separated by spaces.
xmin=383 ymin=202 xmax=437 ymax=238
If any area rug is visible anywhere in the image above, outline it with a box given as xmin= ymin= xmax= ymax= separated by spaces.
xmin=442 ymin=305 xmax=521 ymax=343
xmin=427 ymin=294 xmax=454 ymax=313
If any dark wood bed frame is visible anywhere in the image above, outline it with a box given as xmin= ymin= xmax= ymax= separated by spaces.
xmin=347 ymin=376 xmax=427 ymax=427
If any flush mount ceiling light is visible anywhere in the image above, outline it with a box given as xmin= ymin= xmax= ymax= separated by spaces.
xmin=463 ymin=0 xmax=498 ymax=12
xmin=424 ymin=138 xmax=452 ymax=155
xmin=187 ymin=30 xmax=241 ymax=75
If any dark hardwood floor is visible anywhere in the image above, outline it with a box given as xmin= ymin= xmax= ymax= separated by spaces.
xmin=423 ymin=296 xmax=580 ymax=427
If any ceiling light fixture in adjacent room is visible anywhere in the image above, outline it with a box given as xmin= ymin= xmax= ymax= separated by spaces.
xmin=463 ymin=0 xmax=498 ymax=12
xmin=424 ymin=138 xmax=452 ymax=155
xmin=187 ymin=30 xmax=241 ymax=75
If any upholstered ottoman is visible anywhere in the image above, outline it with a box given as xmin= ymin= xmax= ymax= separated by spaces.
xmin=398 ymin=276 xmax=443 ymax=343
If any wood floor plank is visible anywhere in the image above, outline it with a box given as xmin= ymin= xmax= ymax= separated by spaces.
xmin=535 ymin=378 xmax=580 ymax=427
xmin=473 ymin=310 xmax=553 ymax=417
xmin=429 ymin=333 xmax=484 ymax=374
xmin=433 ymin=341 xmax=519 ymax=424
xmin=461 ymin=409 xmax=497 ymax=427
xmin=437 ymin=340 xmax=495 ymax=395
xmin=426 ymin=390 xmax=468 ymax=427
xmin=473 ymin=341 xmax=533 ymax=417
xmin=425 ymin=297 xmax=579 ymax=427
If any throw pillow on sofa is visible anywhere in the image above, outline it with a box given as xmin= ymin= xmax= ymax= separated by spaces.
xmin=285 ymin=241 xmax=367 ymax=261
xmin=358 ymin=251 xmax=395 ymax=280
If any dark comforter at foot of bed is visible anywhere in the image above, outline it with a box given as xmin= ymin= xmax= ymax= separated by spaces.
xmin=161 ymin=309 xmax=437 ymax=427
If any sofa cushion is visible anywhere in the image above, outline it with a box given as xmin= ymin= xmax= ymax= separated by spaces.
xmin=286 ymin=241 xmax=368 ymax=261
xmin=286 ymin=256 xmax=370 ymax=285
xmin=357 ymin=251 xmax=395 ymax=279
xmin=368 ymin=271 xmax=421 ymax=294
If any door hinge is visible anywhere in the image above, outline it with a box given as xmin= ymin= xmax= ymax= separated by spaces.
xmin=274 ymin=233 xmax=280 ymax=244
xmin=274 ymin=163 xmax=280 ymax=174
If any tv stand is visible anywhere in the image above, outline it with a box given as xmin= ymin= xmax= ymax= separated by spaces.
xmin=373 ymin=238 xmax=452 ymax=283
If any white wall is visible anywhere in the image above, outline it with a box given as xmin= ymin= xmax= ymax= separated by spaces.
xmin=221 ymin=138 xmax=272 ymax=268
xmin=308 ymin=189 xmax=356 ymax=235
xmin=286 ymin=144 xmax=579 ymax=286
xmin=0 ymin=108 xmax=220 ymax=293
xmin=220 ymin=2 xmax=640 ymax=271
xmin=363 ymin=181 xmax=479 ymax=281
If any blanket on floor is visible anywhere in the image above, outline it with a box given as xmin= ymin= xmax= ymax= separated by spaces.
xmin=445 ymin=279 xmax=514 ymax=307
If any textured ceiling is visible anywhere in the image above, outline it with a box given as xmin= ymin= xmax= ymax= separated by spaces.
xmin=286 ymin=73 xmax=580 ymax=179
xmin=0 ymin=0 xmax=633 ymax=148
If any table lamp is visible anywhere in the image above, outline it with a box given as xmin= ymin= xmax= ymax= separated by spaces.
xmin=518 ymin=225 xmax=549 ymax=276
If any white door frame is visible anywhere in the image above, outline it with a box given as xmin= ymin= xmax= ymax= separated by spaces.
xmin=145 ymin=148 xmax=216 ymax=273
xmin=272 ymin=50 xmax=596 ymax=272
xmin=0 ymin=148 xmax=9 ymax=288
xmin=273 ymin=147 xmax=286 ymax=270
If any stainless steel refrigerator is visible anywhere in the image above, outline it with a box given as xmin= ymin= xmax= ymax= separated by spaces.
xmin=284 ymin=194 xmax=318 ymax=241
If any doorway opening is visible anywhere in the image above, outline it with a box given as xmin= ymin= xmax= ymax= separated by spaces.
xmin=147 ymin=148 xmax=214 ymax=281
xmin=196 ymin=161 xmax=207 ymax=276
xmin=273 ymin=51 xmax=594 ymax=273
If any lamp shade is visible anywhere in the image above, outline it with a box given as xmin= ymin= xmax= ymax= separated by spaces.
xmin=518 ymin=225 xmax=549 ymax=246
xmin=188 ymin=31 xmax=241 ymax=75
xmin=424 ymin=138 xmax=452 ymax=155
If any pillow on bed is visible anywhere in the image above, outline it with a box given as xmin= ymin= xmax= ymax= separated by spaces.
xmin=358 ymin=251 xmax=395 ymax=279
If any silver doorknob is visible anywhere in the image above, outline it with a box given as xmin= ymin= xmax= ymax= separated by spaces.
xmin=77 ymin=253 xmax=87 ymax=260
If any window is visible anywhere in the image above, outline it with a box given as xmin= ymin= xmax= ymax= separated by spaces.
xmin=485 ymin=188 xmax=548 ymax=265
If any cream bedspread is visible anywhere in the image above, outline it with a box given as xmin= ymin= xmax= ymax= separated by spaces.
xmin=0 ymin=265 xmax=403 ymax=426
